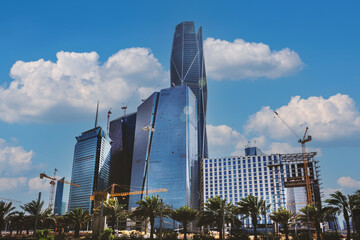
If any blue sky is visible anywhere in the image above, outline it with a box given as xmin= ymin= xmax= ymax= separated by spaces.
xmin=1 ymin=0 xmax=360 ymax=208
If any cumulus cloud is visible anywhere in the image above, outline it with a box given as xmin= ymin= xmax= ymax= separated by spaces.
xmin=0 ymin=48 xmax=168 ymax=123
xmin=0 ymin=138 xmax=34 ymax=175
xmin=245 ymin=94 xmax=360 ymax=142
xmin=207 ymin=124 xmax=248 ymax=157
xmin=28 ymin=177 xmax=49 ymax=191
xmin=0 ymin=177 xmax=27 ymax=192
xmin=204 ymin=38 xmax=303 ymax=80
xmin=207 ymin=124 xmax=306 ymax=157
xmin=337 ymin=176 xmax=360 ymax=188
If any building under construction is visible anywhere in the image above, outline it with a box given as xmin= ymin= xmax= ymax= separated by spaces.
xmin=201 ymin=147 xmax=322 ymax=227
xmin=280 ymin=152 xmax=322 ymax=212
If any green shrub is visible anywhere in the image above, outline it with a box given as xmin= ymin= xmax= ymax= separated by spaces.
xmin=100 ymin=228 xmax=115 ymax=240
xmin=291 ymin=232 xmax=312 ymax=240
xmin=35 ymin=229 xmax=54 ymax=240
xmin=193 ymin=234 xmax=215 ymax=240
xmin=322 ymin=232 xmax=342 ymax=240
xmin=228 ymin=229 xmax=250 ymax=240
xmin=160 ymin=231 xmax=177 ymax=240
xmin=259 ymin=233 xmax=281 ymax=240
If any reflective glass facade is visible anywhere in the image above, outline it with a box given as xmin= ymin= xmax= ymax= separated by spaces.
xmin=109 ymin=113 xmax=137 ymax=208
xmin=54 ymin=177 xmax=65 ymax=215
xmin=128 ymin=93 xmax=159 ymax=209
xmin=128 ymin=86 xmax=199 ymax=213
xmin=170 ymin=21 xmax=208 ymax=160
xmin=68 ymin=127 xmax=111 ymax=212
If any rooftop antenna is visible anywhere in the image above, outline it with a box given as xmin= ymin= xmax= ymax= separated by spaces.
xmin=48 ymin=168 xmax=58 ymax=210
xmin=121 ymin=106 xmax=127 ymax=117
xmin=107 ymin=108 xmax=112 ymax=135
xmin=254 ymin=140 xmax=257 ymax=147
xmin=94 ymin=101 xmax=99 ymax=128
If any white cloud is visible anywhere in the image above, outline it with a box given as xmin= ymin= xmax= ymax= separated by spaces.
xmin=28 ymin=177 xmax=49 ymax=191
xmin=0 ymin=177 xmax=27 ymax=192
xmin=207 ymin=124 xmax=248 ymax=157
xmin=207 ymin=124 xmax=306 ymax=157
xmin=0 ymin=48 xmax=168 ymax=123
xmin=245 ymin=94 xmax=360 ymax=142
xmin=0 ymin=138 xmax=34 ymax=175
xmin=337 ymin=176 xmax=360 ymax=188
xmin=323 ymin=187 xmax=343 ymax=200
xmin=204 ymin=37 xmax=303 ymax=80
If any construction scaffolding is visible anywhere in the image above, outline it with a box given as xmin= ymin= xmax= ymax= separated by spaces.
xmin=280 ymin=152 xmax=322 ymax=206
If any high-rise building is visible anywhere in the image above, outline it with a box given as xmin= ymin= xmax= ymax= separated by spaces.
xmin=109 ymin=113 xmax=137 ymax=208
xmin=68 ymin=126 xmax=111 ymax=212
xmin=54 ymin=177 xmax=66 ymax=215
xmin=170 ymin=21 xmax=208 ymax=160
xmin=128 ymin=85 xmax=199 ymax=213
xmin=201 ymin=147 xmax=321 ymax=227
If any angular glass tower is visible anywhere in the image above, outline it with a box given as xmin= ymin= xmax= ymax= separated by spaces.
xmin=109 ymin=113 xmax=137 ymax=208
xmin=54 ymin=177 xmax=65 ymax=215
xmin=170 ymin=21 xmax=208 ymax=160
xmin=128 ymin=85 xmax=199 ymax=212
xmin=68 ymin=127 xmax=111 ymax=213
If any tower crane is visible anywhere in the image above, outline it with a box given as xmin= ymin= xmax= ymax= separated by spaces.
xmin=90 ymin=183 xmax=167 ymax=200
xmin=40 ymin=171 xmax=81 ymax=209
xmin=274 ymin=111 xmax=314 ymax=206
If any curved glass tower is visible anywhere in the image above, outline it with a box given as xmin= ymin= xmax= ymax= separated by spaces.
xmin=170 ymin=21 xmax=208 ymax=160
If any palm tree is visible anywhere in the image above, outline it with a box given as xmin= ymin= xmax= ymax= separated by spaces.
xmin=21 ymin=200 xmax=52 ymax=229
xmin=325 ymin=191 xmax=352 ymax=240
xmin=349 ymin=190 xmax=360 ymax=236
xmin=131 ymin=195 xmax=170 ymax=240
xmin=198 ymin=196 xmax=241 ymax=240
xmin=0 ymin=201 xmax=15 ymax=236
xmin=170 ymin=206 xmax=198 ymax=240
xmin=66 ymin=208 xmax=90 ymax=238
xmin=8 ymin=211 xmax=25 ymax=235
xmin=103 ymin=199 xmax=127 ymax=231
xmin=323 ymin=206 xmax=340 ymax=232
xmin=270 ymin=207 xmax=296 ymax=240
xmin=298 ymin=205 xmax=324 ymax=240
xmin=237 ymin=195 xmax=266 ymax=240
xmin=260 ymin=200 xmax=271 ymax=238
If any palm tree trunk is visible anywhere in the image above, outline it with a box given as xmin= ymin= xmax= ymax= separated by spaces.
xmin=265 ymin=214 xmax=268 ymax=240
xmin=74 ymin=223 xmax=80 ymax=238
xmin=252 ymin=218 xmax=258 ymax=240
xmin=284 ymin=225 xmax=289 ymax=240
xmin=334 ymin=215 xmax=338 ymax=233
xmin=150 ymin=218 xmax=154 ymax=240
xmin=218 ymin=223 xmax=223 ymax=240
xmin=112 ymin=213 xmax=116 ymax=232
xmin=184 ymin=224 xmax=188 ymax=240
xmin=344 ymin=210 xmax=351 ymax=240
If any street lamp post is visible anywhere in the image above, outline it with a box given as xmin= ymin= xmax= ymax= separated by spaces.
xmin=142 ymin=125 xmax=155 ymax=236
xmin=142 ymin=125 xmax=155 ymax=197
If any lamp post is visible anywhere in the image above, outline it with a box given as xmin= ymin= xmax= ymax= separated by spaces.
xmin=142 ymin=125 xmax=155 ymax=236
xmin=142 ymin=125 xmax=155 ymax=196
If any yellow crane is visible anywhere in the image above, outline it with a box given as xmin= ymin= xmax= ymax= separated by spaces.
xmin=274 ymin=111 xmax=313 ymax=206
xmin=90 ymin=183 xmax=167 ymax=200
xmin=40 ymin=173 xmax=81 ymax=187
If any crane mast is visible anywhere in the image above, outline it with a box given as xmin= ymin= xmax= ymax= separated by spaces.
xmin=299 ymin=127 xmax=313 ymax=206
xmin=48 ymin=168 xmax=58 ymax=209
xmin=274 ymin=111 xmax=314 ymax=206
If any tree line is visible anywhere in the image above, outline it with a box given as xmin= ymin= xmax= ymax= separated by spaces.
xmin=0 ymin=189 xmax=359 ymax=240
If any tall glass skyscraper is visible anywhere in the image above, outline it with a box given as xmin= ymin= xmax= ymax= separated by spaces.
xmin=54 ymin=177 xmax=66 ymax=215
xmin=68 ymin=127 xmax=111 ymax=212
xmin=170 ymin=21 xmax=208 ymax=160
xmin=128 ymin=85 xmax=199 ymax=212
xmin=109 ymin=113 xmax=137 ymax=208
